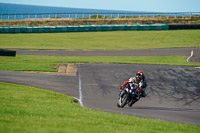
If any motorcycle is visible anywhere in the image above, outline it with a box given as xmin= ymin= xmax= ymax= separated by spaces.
xmin=117 ymin=83 xmax=140 ymax=108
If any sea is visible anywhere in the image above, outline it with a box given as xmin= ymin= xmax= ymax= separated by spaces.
xmin=0 ymin=3 xmax=138 ymax=14
xmin=0 ymin=3 xmax=145 ymax=20
xmin=0 ymin=3 xmax=193 ymax=20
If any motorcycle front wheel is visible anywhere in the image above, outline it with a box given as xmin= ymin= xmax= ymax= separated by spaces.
xmin=120 ymin=93 xmax=129 ymax=108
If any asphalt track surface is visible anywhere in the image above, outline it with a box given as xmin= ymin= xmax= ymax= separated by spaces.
xmin=16 ymin=47 xmax=200 ymax=62
xmin=1 ymin=48 xmax=200 ymax=125
xmin=16 ymin=47 xmax=199 ymax=56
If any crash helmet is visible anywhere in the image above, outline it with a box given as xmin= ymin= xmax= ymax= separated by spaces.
xmin=138 ymin=71 xmax=144 ymax=75
xmin=135 ymin=73 xmax=141 ymax=79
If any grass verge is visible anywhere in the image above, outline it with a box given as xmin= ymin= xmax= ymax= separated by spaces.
xmin=0 ymin=55 xmax=200 ymax=72
xmin=0 ymin=30 xmax=200 ymax=50
xmin=0 ymin=82 xmax=200 ymax=133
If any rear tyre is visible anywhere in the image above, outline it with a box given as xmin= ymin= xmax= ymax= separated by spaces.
xmin=128 ymin=99 xmax=135 ymax=107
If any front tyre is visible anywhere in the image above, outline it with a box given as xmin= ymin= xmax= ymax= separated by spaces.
xmin=117 ymin=97 xmax=121 ymax=107
xmin=120 ymin=93 xmax=129 ymax=108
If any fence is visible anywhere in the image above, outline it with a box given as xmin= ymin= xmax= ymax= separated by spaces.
xmin=1 ymin=12 xmax=200 ymax=21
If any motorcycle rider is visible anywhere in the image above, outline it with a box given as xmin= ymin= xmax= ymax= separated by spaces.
xmin=120 ymin=71 xmax=147 ymax=98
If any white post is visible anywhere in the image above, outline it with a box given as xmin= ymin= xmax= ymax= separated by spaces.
xmin=191 ymin=50 xmax=194 ymax=57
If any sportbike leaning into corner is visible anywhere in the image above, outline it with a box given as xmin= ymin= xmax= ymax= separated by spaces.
xmin=117 ymin=71 xmax=147 ymax=108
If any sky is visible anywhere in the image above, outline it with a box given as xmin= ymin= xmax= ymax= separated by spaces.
xmin=0 ymin=0 xmax=199 ymax=12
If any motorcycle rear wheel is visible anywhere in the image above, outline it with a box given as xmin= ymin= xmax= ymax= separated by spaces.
xmin=128 ymin=99 xmax=136 ymax=107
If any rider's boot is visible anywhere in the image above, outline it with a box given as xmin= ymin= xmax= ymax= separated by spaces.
xmin=141 ymin=88 xmax=146 ymax=97
xmin=136 ymin=92 xmax=140 ymax=100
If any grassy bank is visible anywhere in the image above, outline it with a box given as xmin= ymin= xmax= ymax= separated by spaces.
xmin=0 ymin=82 xmax=199 ymax=133
xmin=0 ymin=16 xmax=200 ymax=27
xmin=0 ymin=55 xmax=200 ymax=72
xmin=0 ymin=30 xmax=200 ymax=50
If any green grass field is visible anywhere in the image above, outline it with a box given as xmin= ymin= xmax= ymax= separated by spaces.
xmin=0 ymin=55 xmax=200 ymax=72
xmin=0 ymin=30 xmax=200 ymax=50
xmin=1 ymin=82 xmax=200 ymax=133
xmin=1 ymin=30 xmax=200 ymax=132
